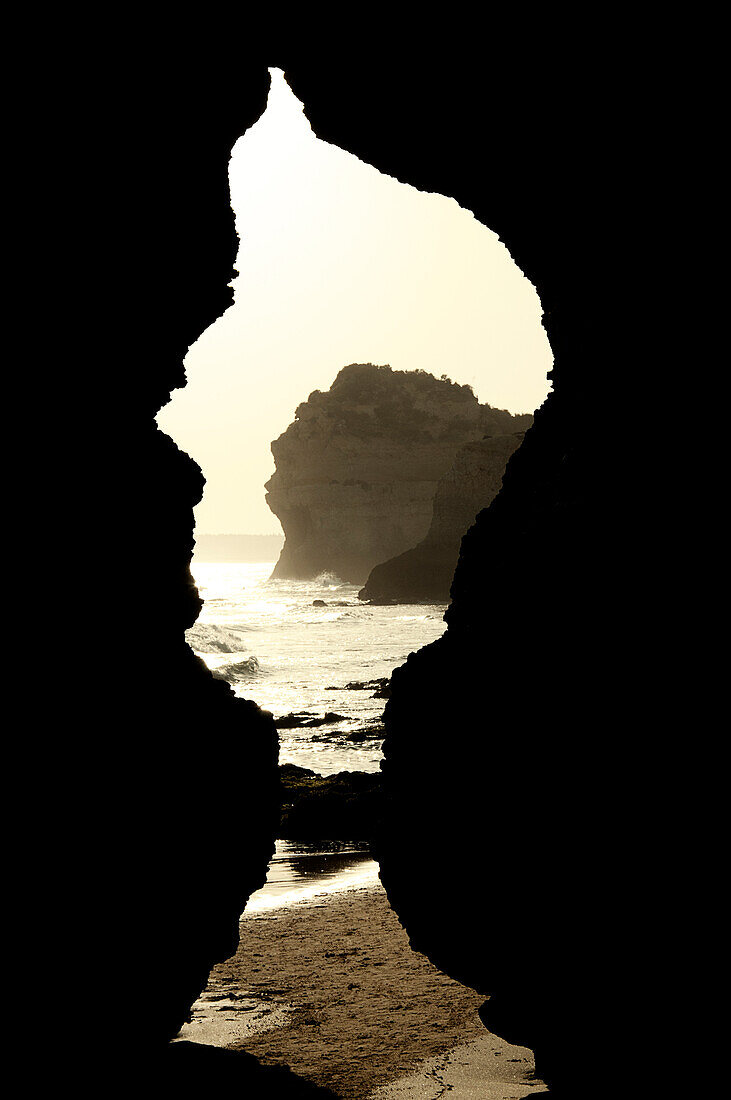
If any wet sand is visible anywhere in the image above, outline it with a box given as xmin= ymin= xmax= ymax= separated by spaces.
xmin=178 ymin=877 xmax=546 ymax=1098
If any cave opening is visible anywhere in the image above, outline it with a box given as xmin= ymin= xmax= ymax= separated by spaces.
xmin=156 ymin=66 xmax=553 ymax=1092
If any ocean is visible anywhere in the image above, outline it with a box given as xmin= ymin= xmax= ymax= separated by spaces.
xmin=175 ymin=560 xmax=449 ymax=1043
xmin=187 ymin=561 xmax=447 ymax=776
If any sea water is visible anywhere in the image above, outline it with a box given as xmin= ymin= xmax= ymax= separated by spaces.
xmin=187 ymin=561 xmax=446 ymax=776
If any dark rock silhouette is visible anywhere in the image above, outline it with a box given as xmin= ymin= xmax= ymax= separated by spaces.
xmin=325 ymin=678 xmax=390 ymax=695
xmin=359 ymin=430 xmax=528 ymax=604
xmin=51 ymin=43 xmax=638 ymax=1097
xmin=274 ymin=711 xmax=347 ymax=729
xmin=373 ymin=393 xmax=590 ymax=1093
xmin=283 ymin=58 xmax=631 ymax=1100
xmin=158 ymin=1042 xmax=339 ymax=1096
xmin=279 ymin=765 xmax=382 ymax=838
xmin=266 ymin=363 xmax=526 ymax=582
xmin=48 ymin=65 xmax=282 ymax=1076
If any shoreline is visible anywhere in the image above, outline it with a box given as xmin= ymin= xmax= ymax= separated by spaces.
xmin=246 ymin=840 xmax=380 ymax=914
xmin=175 ymin=877 xmax=546 ymax=1098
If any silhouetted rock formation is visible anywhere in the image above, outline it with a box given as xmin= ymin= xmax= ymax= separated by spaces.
xmin=52 ymin=66 xmax=282 ymax=1077
xmin=279 ymin=765 xmax=382 ymax=838
xmin=266 ymin=363 xmax=526 ymax=583
xmin=158 ymin=1042 xmax=339 ymax=1097
xmin=56 ymin=46 xmax=641 ymax=1097
xmin=90 ymin=392 xmax=281 ymax=1050
xmin=284 ymin=58 xmax=633 ymax=1100
xmin=274 ymin=711 xmax=347 ymax=728
xmin=359 ymin=430 xmax=528 ymax=603
xmin=373 ymin=389 xmax=588 ymax=1093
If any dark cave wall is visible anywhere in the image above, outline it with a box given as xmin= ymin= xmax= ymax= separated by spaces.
xmin=358 ymin=430 xmax=529 ymax=604
xmin=117 ymin=76 xmax=284 ymax=1042
xmin=64 ymin=68 xmax=283 ymax=1059
xmin=285 ymin=61 xmax=622 ymax=1099
xmin=58 ymin=46 xmax=629 ymax=1094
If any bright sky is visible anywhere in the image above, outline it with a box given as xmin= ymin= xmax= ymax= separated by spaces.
xmin=157 ymin=68 xmax=552 ymax=535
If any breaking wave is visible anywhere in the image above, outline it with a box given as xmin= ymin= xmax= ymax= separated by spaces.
xmin=211 ymin=656 xmax=262 ymax=683
xmin=186 ymin=622 xmax=249 ymax=654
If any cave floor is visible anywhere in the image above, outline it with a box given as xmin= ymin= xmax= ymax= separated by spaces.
xmin=179 ymin=879 xmax=547 ymax=1098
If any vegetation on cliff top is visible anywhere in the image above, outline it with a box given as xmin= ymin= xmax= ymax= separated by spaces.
xmin=292 ymin=364 xmax=475 ymax=441
xmin=288 ymin=363 xmax=525 ymax=445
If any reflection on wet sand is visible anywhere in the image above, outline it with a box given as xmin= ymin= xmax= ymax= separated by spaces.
xmin=174 ymin=841 xmax=379 ymax=1049
xmin=247 ymin=840 xmax=378 ymax=913
xmin=175 ymin=875 xmax=502 ymax=1096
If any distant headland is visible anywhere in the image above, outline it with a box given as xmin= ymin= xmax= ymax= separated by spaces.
xmin=266 ymin=363 xmax=531 ymax=587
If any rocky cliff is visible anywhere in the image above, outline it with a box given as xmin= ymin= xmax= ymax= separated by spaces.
xmin=358 ymin=429 xmax=529 ymax=604
xmin=266 ymin=363 xmax=528 ymax=583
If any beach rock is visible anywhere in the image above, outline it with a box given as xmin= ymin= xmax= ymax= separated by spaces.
xmin=280 ymin=764 xmax=318 ymax=780
xmin=274 ymin=712 xmax=316 ymax=728
xmin=345 ymin=725 xmax=384 ymax=743
xmin=325 ymin=678 xmax=390 ymax=694
xmin=265 ymin=363 xmax=528 ymax=583
xmin=278 ymin=765 xmax=383 ymax=838
xmin=359 ymin=431 xmax=528 ymax=604
xmin=275 ymin=712 xmax=347 ymax=729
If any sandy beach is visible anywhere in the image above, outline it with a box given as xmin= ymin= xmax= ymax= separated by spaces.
xmin=176 ymin=875 xmax=546 ymax=1098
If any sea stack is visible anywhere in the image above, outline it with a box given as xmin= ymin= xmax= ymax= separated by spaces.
xmin=266 ymin=363 xmax=528 ymax=583
xmin=358 ymin=430 xmax=529 ymax=604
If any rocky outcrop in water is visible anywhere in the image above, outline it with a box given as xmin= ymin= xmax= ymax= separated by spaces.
xmin=358 ymin=430 xmax=529 ymax=604
xmin=266 ymin=363 xmax=528 ymax=583
xmin=279 ymin=765 xmax=383 ymax=838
